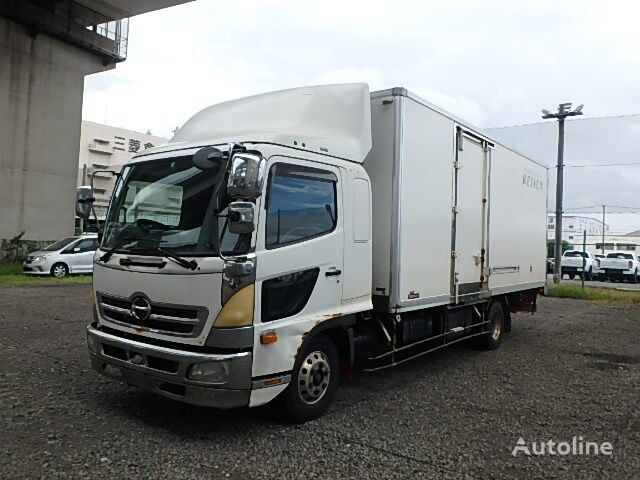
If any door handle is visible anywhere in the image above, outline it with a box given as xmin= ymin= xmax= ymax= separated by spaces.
xmin=325 ymin=269 xmax=342 ymax=277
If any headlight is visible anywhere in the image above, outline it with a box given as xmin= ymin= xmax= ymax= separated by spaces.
xmin=187 ymin=361 xmax=229 ymax=384
xmin=32 ymin=255 xmax=47 ymax=263
xmin=213 ymin=284 xmax=254 ymax=328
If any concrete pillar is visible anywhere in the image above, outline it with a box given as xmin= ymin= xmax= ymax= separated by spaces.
xmin=0 ymin=16 xmax=112 ymax=241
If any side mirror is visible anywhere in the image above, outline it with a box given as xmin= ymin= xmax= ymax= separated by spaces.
xmin=227 ymin=202 xmax=255 ymax=234
xmin=227 ymin=152 xmax=266 ymax=199
xmin=76 ymin=186 xmax=95 ymax=220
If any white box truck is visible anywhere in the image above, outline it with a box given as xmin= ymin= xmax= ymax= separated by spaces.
xmin=80 ymin=84 xmax=547 ymax=422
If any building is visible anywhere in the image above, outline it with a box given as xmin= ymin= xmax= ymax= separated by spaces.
xmin=546 ymin=214 xmax=640 ymax=254
xmin=0 ymin=0 xmax=191 ymax=244
xmin=547 ymin=214 xmax=608 ymax=241
xmin=78 ymin=121 xmax=167 ymax=219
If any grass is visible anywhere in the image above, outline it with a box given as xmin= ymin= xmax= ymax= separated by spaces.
xmin=547 ymin=283 xmax=640 ymax=304
xmin=0 ymin=262 xmax=92 ymax=286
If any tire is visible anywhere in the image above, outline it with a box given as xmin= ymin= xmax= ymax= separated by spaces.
xmin=282 ymin=334 xmax=340 ymax=423
xmin=568 ymin=273 xmax=575 ymax=280
xmin=478 ymin=301 xmax=505 ymax=350
xmin=585 ymin=267 xmax=593 ymax=281
xmin=631 ymin=270 xmax=638 ymax=284
xmin=50 ymin=263 xmax=69 ymax=278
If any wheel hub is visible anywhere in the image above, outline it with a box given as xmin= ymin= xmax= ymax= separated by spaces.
xmin=297 ymin=351 xmax=331 ymax=405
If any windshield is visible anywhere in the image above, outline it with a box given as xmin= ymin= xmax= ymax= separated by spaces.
xmin=102 ymin=156 xmax=251 ymax=256
xmin=44 ymin=237 xmax=77 ymax=251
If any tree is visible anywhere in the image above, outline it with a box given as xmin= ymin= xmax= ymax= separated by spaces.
xmin=547 ymin=239 xmax=572 ymax=258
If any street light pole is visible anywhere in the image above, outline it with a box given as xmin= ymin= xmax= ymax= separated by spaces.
xmin=542 ymin=102 xmax=584 ymax=284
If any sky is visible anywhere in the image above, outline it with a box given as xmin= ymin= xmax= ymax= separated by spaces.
xmin=82 ymin=0 xmax=640 ymax=233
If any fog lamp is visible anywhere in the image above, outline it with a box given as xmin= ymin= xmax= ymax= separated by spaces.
xmin=187 ymin=361 xmax=229 ymax=384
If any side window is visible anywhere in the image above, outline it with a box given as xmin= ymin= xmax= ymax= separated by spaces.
xmin=265 ymin=163 xmax=337 ymax=249
xmin=73 ymin=239 xmax=95 ymax=253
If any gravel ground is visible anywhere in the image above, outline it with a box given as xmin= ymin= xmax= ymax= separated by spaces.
xmin=0 ymin=284 xmax=638 ymax=479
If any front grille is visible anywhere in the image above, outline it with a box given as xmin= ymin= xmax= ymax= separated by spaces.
xmin=97 ymin=293 xmax=208 ymax=337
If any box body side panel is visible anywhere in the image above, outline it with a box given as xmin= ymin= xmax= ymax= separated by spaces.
xmin=487 ymin=144 xmax=547 ymax=291
xmin=364 ymin=95 xmax=396 ymax=298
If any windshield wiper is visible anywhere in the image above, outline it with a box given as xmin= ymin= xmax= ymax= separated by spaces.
xmin=99 ymin=237 xmax=140 ymax=263
xmin=132 ymin=244 xmax=198 ymax=271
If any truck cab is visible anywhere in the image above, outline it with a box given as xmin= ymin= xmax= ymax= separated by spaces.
xmin=83 ymin=84 xmax=373 ymax=421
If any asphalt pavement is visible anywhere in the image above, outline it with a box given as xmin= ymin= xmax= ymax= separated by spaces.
xmin=1 ymin=284 xmax=638 ymax=479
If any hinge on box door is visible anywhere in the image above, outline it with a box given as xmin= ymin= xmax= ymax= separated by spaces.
xmin=483 ymin=141 xmax=490 ymax=152
xmin=454 ymin=161 xmax=462 ymax=170
xmin=451 ymin=251 xmax=459 ymax=259
xmin=452 ymin=206 xmax=460 ymax=214
xmin=456 ymin=129 xmax=464 ymax=151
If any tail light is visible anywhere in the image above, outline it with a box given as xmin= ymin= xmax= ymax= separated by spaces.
xmin=629 ymin=260 xmax=633 ymax=269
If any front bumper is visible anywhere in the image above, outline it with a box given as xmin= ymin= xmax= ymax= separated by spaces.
xmin=87 ymin=325 xmax=252 ymax=409
xmin=23 ymin=263 xmax=48 ymax=274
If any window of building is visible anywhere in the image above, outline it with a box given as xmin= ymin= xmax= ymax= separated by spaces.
xmin=265 ymin=163 xmax=337 ymax=249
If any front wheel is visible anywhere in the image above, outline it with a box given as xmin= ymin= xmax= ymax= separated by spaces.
xmin=478 ymin=301 xmax=505 ymax=350
xmin=282 ymin=334 xmax=339 ymax=423
xmin=50 ymin=263 xmax=69 ymax=278
xmin=568 ymin=273 xmax=576 ymax=280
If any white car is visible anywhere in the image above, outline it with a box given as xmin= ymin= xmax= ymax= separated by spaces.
xmin=599 ymin=251 xmax=640 ymax=283
xmin=23 ymin=235 xmax=99 ymax=278
xmin=561 ymin=250 xmax=597 ymax=280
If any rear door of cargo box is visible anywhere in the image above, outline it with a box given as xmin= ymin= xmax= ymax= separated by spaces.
xmin=452 ymin=128 xmax=491 ymax=299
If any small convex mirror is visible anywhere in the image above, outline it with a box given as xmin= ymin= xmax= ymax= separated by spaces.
xmin=227 ymin=201 xmax=255 ymax=234
xmin=76 ymin=186 xmax=95 ymax=220
xmin=227 ymin=153 xmax=266 ymax=199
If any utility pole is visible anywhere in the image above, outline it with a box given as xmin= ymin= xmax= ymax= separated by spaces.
xmin=601 ymin=204 xmax=606 ymax=254
xmin=542 ymin=102 xmax=584 ymax=283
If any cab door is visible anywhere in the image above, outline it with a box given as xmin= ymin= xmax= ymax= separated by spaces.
xmin=252 ymin=157 xmax=344 ymax=378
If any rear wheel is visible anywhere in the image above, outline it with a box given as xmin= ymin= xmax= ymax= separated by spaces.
xmin=568 ymin=273 xmax=576 ymax=280
xmin=282 ymin=335 xmax=339 ymax=423
xmin=50 ymin=263 xmax=68 ymax=278
xmin=479 ymin=301 xmax=505 ymax=350
xmin=631 ymin=269 xmax=638 ymax=284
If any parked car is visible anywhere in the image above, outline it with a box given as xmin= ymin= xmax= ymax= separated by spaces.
xmin=23 ymin=234 xmax=99 ymax=278
xmin=561 ymin=250 xmax=596 ymax=280
xmin=599 ymin=251 xmax=640 ymax=283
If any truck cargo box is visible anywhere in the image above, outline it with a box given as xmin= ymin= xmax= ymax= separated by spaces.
xmin=364 ymin=88 xmax=547 ymax=313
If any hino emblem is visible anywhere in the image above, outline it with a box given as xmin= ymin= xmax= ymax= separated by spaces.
xmin=131 ymin=297 xmax=152 ymax=321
